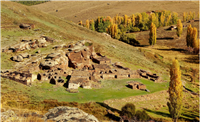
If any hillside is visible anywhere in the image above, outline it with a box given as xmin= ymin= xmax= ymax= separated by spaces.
xmin=1 ymin=1 xmax=165 ymax=73
xmin=1 ymin=1 xmax=199 ymax=122
xmin=33 ymin=1 xmax=199 ymax=23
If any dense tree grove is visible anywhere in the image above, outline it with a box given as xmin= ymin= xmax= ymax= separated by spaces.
xmin=80 ymin=10 xmax=181 ymax=34
xmin=79 ymin=10 xmax=196 ymax=46
xmin=11 ymin=0 xmax=51 ymax=5
xmin=167 ymin=59 xmax=183 ymax=122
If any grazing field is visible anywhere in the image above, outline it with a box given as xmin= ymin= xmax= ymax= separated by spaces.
xmin=33 ymin=1 xmax=199 ymax=23
xmin=1 ymin=77 xmax=168 ymax=103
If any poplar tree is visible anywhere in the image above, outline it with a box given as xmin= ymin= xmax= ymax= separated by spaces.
xmin=131 ymin=14 xmax=135 ymax=27
xmin=90 ymin=19 xmax=95 ymax=31
xmin=160 ymin=12 xmax=165 ymax=26
xmin=149 ymin=22 xmax=156 ymax=45
xmin=191 ymin=27 xmax=198 ymax=48
xmin=165 ymin=13 xmax=171 ymax=26
xmin=172 ymin=12 xmax=178 ymax=24
xmin=150 ymin=13 xmax=156 ymax=25
xmin=167 ymin=59 xmax=183 ymax=122
xmin=177 ymin=19 xmax=183 ymax=37
xmin=86 ymin=19 xmax=90 ymax=29
xmin=114 ymin=24 xmax=118 ymax=38
xmin=124 ymin=14 xmax=128 ymax=26
xmin=136 ymin=13 xmax=142 ymax=26
xmin=107 ymin=24 xmax=118 ymax=38
xmin=186 ymin=24 xmax=192 ymax=47
xmin=183 ymin=12 xmax=186 ymax=22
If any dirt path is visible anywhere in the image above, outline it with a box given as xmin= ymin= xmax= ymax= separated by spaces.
xmin=104 ymin=90 xmax=169 ymax=110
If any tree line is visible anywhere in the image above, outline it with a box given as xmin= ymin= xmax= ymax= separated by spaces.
xmin=11 ymin=0 xmax=51 ymax=5
xmin=79 ymin=10 xmax=198 ymax=46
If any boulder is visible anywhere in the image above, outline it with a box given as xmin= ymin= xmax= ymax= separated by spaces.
xmin=17 ymin=55 xmax=23 ymax=62
xmin=12 ymin=56 xmax=18 ymax=61
xmin=43 ymin=106 xmax=99 ymax=122
xmin=38 ymin=38 xmax=46 ymax=43
xmin=19 ymin=53 xmax=29 ymax=58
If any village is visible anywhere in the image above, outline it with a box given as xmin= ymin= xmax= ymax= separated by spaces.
xmin=1 ymin=36 xmax=163 ymax=92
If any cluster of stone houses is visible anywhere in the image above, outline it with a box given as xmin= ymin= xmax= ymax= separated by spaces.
xmin=1 ymin=38 xmax=163 ymax=91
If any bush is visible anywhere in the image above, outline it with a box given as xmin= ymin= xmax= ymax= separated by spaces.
xmin=119 ymin=33 xmax=139 ymax=45
xmin=135 ymin=110 xmax=150 ymax=121
xmin=130 ymin=27 xmax=140 ymax=32
xmin=121 ymin=103 xmax=136 ymax=119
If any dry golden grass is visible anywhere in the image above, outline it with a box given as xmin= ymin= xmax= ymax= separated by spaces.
xmin=33 ymin=1 xmax=199 ymax=23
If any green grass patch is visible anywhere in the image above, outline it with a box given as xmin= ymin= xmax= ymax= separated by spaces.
xmin=1 ymin=78 xmax=169 ymax=103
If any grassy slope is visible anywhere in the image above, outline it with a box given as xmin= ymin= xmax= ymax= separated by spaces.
xmin=33 ymin=1 xmax=199 ymax=23
xmin=1 ymin=1 xmax=163 ymax=72
xmin=1 ymin=1 xmax=167 ymax=99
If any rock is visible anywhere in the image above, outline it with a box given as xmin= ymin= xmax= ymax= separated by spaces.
xmin=12 ymin=56 xmax=18 ymax=61
xmin=1 ymin=109 xmax=18 ymax=122
xmin=25 ymin=44 xmax=30 ymax=50
xmin=36 ymin=50 xmax=41 ymax=54
xmin=20 ymin=53 xmax=29 ymax=58
xmin=46 ymin=53 xmax=60 ymax=59
xmin=145 ymin=89 xmax=150 ymax=92
xmin=43 ymin=106 xmax=99 ymax=122
xmin=16 ymin=55 xmax=23 ymax=62
xmin=38 ymin=38 xmax=46 ymax=43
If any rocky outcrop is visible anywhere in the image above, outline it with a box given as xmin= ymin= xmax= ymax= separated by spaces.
xmin=11 ymin=53 xmax=30 ymax=62
xmin=43 ymin=106 xmax=99 ymax=122
xmin=2 ymin=37 xmax=51 ymax=53
xmin=39 ymin=52 xmax=68 ymax=70
xmin=1 ymin=109 xmax=19 ymax=122
xmin=19 ymin=23 xmax=35 ymax=30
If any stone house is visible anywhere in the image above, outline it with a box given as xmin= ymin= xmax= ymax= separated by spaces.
xmin=128 ymin=81 xmax=146 ymax=90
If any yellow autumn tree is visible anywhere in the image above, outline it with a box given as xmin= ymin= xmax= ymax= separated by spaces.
xmin=165 ymin=13 xmax=171 ymax=26
xmin=131 ymin=14 xmax=135 ymax=27
xmin=89 ymin=19 xmax=95 ymax=31
xmin=191 ymin=27 xmax=198 ymax=49
xmin=167 ymin=59 xmax=183 ymax=122
xmin=183 ymin=12 xmax=186 ymax=22
xmin=160 ymin=12 xmax=165 ymax=26
xmin=177 ymin=19 xmax=183 ymax=37
xmin=136 ymin=13 xmax=142 ymax=26
xmin=86 ymin=19 xmax=90 ymax=29
xmin=149 ymin=22 xmax=156 ymax=45
xmin=186 ymin=24 xmax=192 ymax=47
xmin=114 ymin=24 xmax=118 ymax=38
xmin=107 ymin=24 xmax=118 ymax=38
xmin=124 ymin=14 xmax=128 ymax=26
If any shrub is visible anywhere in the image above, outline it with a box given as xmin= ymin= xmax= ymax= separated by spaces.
xmin=121 ymin=103 xmax=136 ymax=119
xmin=130 ymin=27 xmax=140 ymax=32
xmin=135 ymin=110 xmax=150 ymax=121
